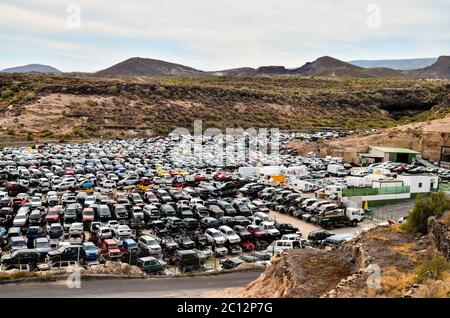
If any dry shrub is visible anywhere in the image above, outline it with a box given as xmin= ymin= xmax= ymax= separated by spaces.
xmin=380 ymin=267 xmax=415 ymax=297
xmin=390 ymin=243 xmax=417 ymax=258
xmin=415 ymin=272 xmax=450 ymax=298
xmin=441 ymin=211 xmax=450 ymax=226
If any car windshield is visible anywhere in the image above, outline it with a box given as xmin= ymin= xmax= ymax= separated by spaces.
xmin=267 ymin=224 xmax=276 ymax=230
xmin=84 ymin=244 xmax=96 ymax=250
xmin=108 ymin=243 xmax=118 ymax=249
xmin=212 ymin=232 xmax=222 ymax=237
xmin=84 ymin=210 xmax=94 ymax=215
xmin=37 ymin=241 xmax=49 ymax=247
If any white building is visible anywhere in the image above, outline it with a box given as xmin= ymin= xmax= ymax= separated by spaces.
xmin=397 ymin=174 xmax=439 ymax=194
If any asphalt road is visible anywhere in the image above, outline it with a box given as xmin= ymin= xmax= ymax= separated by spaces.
xmin=0 ymin=271 xmax=260 ymax=298
xmin=372 ymin=199 xmax=415 ymax=222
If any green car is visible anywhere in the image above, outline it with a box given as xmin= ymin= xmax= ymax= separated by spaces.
xmin=137 ymin=257 xmax=166 ymax=274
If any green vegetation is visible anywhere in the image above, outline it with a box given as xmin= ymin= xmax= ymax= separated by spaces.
xmin=1 ymin=88 xmax=14 ymax=99
xmin=26 ymin=132 xmax=34 ymax=141
xmin=415 ymin=255 xmax=450 ymax=284
xmin=0 ymin=73 xmax=448 ymax=139
xmin=403 ymin=192 xmax=450 ymax=235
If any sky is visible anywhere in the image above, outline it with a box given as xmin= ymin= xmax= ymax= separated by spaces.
xmin=0 ymin=0 xmax=449 ymax=72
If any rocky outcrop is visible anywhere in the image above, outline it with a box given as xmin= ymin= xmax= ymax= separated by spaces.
xmin=428 ymin=216 xmax=450 ymax=259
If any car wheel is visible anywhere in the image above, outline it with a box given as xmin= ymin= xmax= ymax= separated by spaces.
xmin=352 ymin=220 xmax=358 ymax=227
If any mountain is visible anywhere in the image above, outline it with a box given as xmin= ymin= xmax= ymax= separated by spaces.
xmin=406 ymin=56 xmax=450 ymax=79
xmin=1 ymin=64 xmax=61 ymax=74
xmin=293 ymin=56 xmax=405 ymax=78
xmin=211 ymin=67 xmax=257 ymax=76
xmin=349 ymin=58 xmax=437 ymax=70
xmin=96 ymin=57 xmax=204 ymax=76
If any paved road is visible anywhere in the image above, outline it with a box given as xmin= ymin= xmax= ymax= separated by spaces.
xmin=0 ymin=271 xmax=261 ymax=298
xmin=372 ymin=199 xmax=415 ymax=222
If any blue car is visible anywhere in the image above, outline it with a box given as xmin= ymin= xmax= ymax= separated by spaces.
xmin=79 ymin=179 xmax=95 ymax=189
xmin=82 ymin=242 xmax=99 ymax=260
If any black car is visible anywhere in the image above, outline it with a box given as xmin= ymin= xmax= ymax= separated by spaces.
xmin=233 ymin=225 xmax=252 ymax=241
xmin=219 ymin=216 xmax=236 ymax=227
xmin=1 ymin=249 xmax=40 ymax=266
xmin=233 ymin=203 xmax=252 ymax=216
xmin=177 ymin=235 xmax=195 ymax=250
xmin=208 ymin=205 xmax=224 ymax=219
xmin=182 ymin=218 xmax=199 ymax=231
xmin=199 ymin=217 xmax=220 ymax=229
xmin=233 ymin=216 xmax=251 ymax=227
xmin=220 ymin=257 xmax=244 ymax=270
xmin=47 ymin=245 xmax=83 ymax=262
xmin=275 ymin=223 xmax=299 ymax=235
xmin=160 ymin=204 xmax=176 ymax=217
xmin=175 ymin=250 xmax=201 ymax=272
xmin=26 ymin=226 xmax=45 ymax=243
xmin=217 ymin=201 xmax=237 ymax=216
xmin=308 ymin=230 xmax=333 ymax=241
xmin=48 ymin=223 xmax=64 ymax=239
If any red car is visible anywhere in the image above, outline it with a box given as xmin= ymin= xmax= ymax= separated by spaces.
xmin=99 ymin=239 xmax=122 ymax=260
xmin=65 ymin=168 xmax=75 ymax=175
xmin=213 ymin=171 xmax=232 ymax=181
xmin=240 ymin=241 xmax=255 ymax=252
xmin=82 ymin=207 xmax=95 ymax=223
xmin=45 ymin=207 xmax=61 ymax=223
xmin=246 ymin=225 xmax=268 ymax=239
xmin=194 ymin=174 xmax=206 ymax=181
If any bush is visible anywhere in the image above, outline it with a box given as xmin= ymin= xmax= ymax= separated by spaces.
xmin=1 ymin=89 xmax=14 ymax=99
xmin=403 ymin=192 xmax=450 ymax=235
xmin=6 ymin=128 xmax=15 ymax=136
xmin=26 ymin=132 xmax=34 ymax=141
xmin=415 ymin=255 xmax=450 ymax=284
xmin=107 ymin=85 xmax=119 ymax=95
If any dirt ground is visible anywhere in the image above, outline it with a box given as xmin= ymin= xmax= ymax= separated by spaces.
xmin=287 ymin=115 xmax=450 ymax=162
xmin=269 ymin=210 xmax=377 ymax=237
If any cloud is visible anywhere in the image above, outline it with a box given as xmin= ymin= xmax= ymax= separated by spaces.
xmin=1 ymin=0 xmax=449 ymax=71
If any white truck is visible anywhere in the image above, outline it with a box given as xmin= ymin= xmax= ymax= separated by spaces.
xmin=327 ymin=164 xmax=348 ymax=176
xmin=315 ymin=208 xmax=365 ymax=230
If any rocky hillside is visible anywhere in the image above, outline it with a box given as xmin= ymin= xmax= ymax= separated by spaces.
xmin=293 ymin=56 xmax=405 ymax=78
xmin=408 ymin=56 xmax=450 ymax=80
xmin=287 ymin=107 xmax=450 ymax=162
xmin=229 ymin=226 xmax=450 ymax=298
xmin=0 ymin=73 xmax=448 ymax=141
xmin=96 ymin=57 xmax=204 ymax=76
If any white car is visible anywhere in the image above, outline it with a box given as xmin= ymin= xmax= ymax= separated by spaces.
xmin=205 ymin=228 xmax=226 ymax=245
xmin=30 ymin=197 xmax=42 ymax=208
xmin=281 ymin=234 xmax=303 ymax=241
xmin=266 ymin=240 xmax=302 ymax=256
xmin=106 ymin=220 xmax=119 ymax=232
xmin=213 ymin=245 xmax=228 ymax=256
xmin=97 ymin=226 xmax=112 ymax=239
xmin=260 ymin=221 xmax=280 ymax=237
xmin=138 ymin=235 xmax=162 ymax=255
xmin=218 ymin=225 xmax=241 ymax=244
xmin=115 ymin=224 xmax=132 ymax=237
xmin=69 ymin=223 xmax=84 ymax=236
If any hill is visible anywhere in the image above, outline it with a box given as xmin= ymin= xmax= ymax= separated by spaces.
xmin=407 ymin=56 xmax=450 ymax=79
xmin=0 ymin=73 xmax=448 ymax=141
xmin=96 ymin=57 xmax=204 ymax=76
xmin=349 ymin=58 xmax=437 ymax=70
xmin=1 ymin=64 xmax=61 ymax=74
xmin=293 ymin=56 xmax=405 ymax=78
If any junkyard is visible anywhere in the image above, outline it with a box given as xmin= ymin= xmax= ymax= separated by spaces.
xmin=0 ymin=131 xmax=448 ymax=282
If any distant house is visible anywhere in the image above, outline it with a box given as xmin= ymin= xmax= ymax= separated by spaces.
xmin=360 ymin=146 xmax=420 ymax=165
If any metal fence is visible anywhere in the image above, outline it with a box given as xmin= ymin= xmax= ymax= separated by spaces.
xmin=342 ymin=186 xmax=410 ymax=197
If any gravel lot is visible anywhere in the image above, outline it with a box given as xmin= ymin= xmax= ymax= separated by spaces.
xmin=269 ymin=210 xmax=377 ymax=237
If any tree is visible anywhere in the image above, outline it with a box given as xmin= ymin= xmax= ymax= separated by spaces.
xmin=403 ymin=192 xmax=450 ymax=235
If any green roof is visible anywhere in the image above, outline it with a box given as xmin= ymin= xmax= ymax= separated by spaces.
xmin=370 ymin=146 xmax=420 ymax=154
